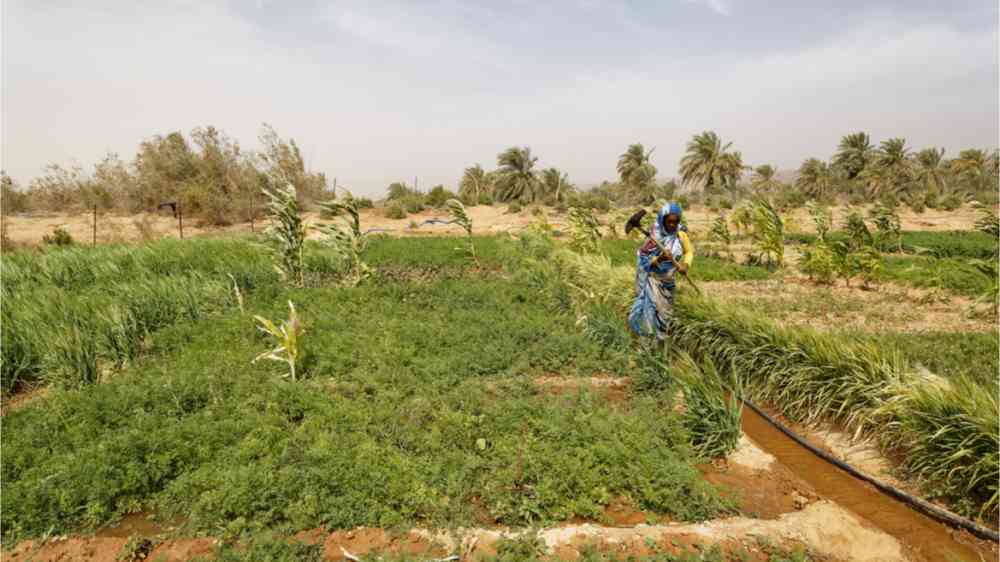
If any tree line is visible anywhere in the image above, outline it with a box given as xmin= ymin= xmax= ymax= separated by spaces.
xmin=3 ymin=126 xmax=997 ymax=226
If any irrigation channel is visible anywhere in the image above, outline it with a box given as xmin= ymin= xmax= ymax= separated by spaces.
xmin=740 ymin=402 xmax=997 ymax=562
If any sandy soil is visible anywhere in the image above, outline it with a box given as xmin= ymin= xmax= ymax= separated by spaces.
xmin=2 ymin=203 xmax=984 ymax=247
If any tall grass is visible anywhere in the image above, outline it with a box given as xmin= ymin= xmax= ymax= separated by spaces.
xmin=671 ymin=293 xmax=998 ymax=518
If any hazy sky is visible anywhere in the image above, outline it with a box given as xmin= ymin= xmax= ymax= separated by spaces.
xmin=3 ymin=0 xmax=997 ymax=196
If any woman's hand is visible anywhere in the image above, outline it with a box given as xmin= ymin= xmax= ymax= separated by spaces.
xmin=677 ymin=262 xmax=689 ymax=274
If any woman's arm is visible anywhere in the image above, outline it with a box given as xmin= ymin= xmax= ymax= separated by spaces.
xmin=679 ymin=231 xmax=694 ymax=268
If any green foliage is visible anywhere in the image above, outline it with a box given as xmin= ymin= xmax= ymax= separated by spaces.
xmin=799 ymin=242 xmax=836 ymax=284
xmin=355 ymin=197 xmax=374 ymax=209
xmin=317 ymin=193 xmax=371 ymax=285
xmin=568 ymin=190 xmax=611 ymax=212
xmin=805 ymin=202 xmax=831 ymax=241
xmin=679 ymin=131 xmax=743 ymax=194
xmin=672 ymin=294 xmax=997 ymax=518
xmin=495 ymin=146 xmax=540 ymax=203
xmin=868 ymin=202 xmax=902 ymax=252
xmin=446 ymin=198 xmax=476 ymax=262
xmin=252 ymin=301 xmax=306 ymax=381
xmin=567 ymin=206 xmax=602 ymax=254
xmin=708 ymin=213 xmax=731 ymax=246
xmin=748 ymin=198 xmax=784 ymax=267
xmin=262 ymin=184 xmax=307 ymax=286
xmin=3 ymin=268 xmax=730 ymax=542
xmin=672 ymin=354 xmax=743 ymax=460
xmin=425 ymin=185 xmax=458 ymax=208
xmin=459 ymin=164 xmax=494 ymax=204
xmin=42 ymin=227 xmax=74 ymax=246
xmin=506 ymin=202 xmax=522 ymax=214
xmin=385 ymin=202 xmax=407 ymax=220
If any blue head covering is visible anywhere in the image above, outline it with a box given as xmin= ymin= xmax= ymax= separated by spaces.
xmin=655 ymin=201 xmax=684 ymax=236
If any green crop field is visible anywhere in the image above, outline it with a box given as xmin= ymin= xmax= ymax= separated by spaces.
xmin=2 ymin=203 xmax=997 ymax=560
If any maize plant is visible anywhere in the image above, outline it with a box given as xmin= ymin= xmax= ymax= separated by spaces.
xmin=843 ymin=209 xmax=874 ymax=249
xmin=708 ymin=213 xmax=732 ymax=259
xmin=252 ymin=301 xmax=306 ymax=381
xmin=261 ymin=184 xmax=306 ymax=286
xmin=730 ymin=203 xmax=754 ymax=238
xmin=567 ymin=206 xmax=602 ymax=254
xmin=317 ymin=192 xmax=371 ymax=285
xmin=749 ymin=198 xmax=784 ymax=267
xmin=799 ymin=242 xmax=836 ymax=284
xmin=869 ymin=203 xmax=901 ymax=252
xmin=446 ymin=198 xmax=477 ymax=263
xmin=806 ymin=201 xmax=832 ymax=242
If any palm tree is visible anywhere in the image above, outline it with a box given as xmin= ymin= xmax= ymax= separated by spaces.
xmin=540 ymin=168 xmax=574 ymax=203
xmin=751 ymin=164 xmax=781 ymax=193
xmin=833 ymin=132 xmax=873 ymax=179
xmin=494 ymin=147 xmax=539 ymax=203
xmin=951 ymin=149 xmax=997 ymax=194
xmin=796 ymin=158 xmax=833 ymax=198
xmin=863 ymin=138 xmax=912 ymax=196
xmin=617 ymin=144 xmax=657 ymax=185
xmin=459 ymin=164 xmax=493 ymax=202
xmin=679 ymin=131 xmax=743 ymax=193
xmin=912 ymin=148 xmax=948 ymax=195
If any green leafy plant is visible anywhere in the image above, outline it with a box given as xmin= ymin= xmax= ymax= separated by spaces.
xmin=567 ymin=206 xmax=602 ymax=254
xmin=708 ymin=213 xmax=732 ymax=259
xmin=385 ymin=202 xmax=407 ymax=219
xmin=869 ymin=203 xmax=902 ymax=252
xmin=799 ymin=242 xmax=836 ymax=284
xmin=261 ymin=184 xmax=306 ymax=286
xmin=42 ymin=227 xmax=74 ymax=246
xmin=805 ymin=201 xmax=832 ymax=242
xmin=673 ymin=353 xmax=744 ymax=459
xmin=446 ymin=198 xmax=477 ymax=263
xmin=317 ymin=192 xmax=371 ymax=286
xmin=749 ymin=198 xmax=784 ymax=267
xmin=252 ymin=301 xmax=306 ymax=381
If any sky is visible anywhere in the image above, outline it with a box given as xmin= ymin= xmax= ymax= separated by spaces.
xmin=2 ymin=0 xmax=998 ymax=197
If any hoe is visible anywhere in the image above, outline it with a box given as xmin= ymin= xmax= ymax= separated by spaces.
xmin=624 ymin=209 xmax=702 ymax=294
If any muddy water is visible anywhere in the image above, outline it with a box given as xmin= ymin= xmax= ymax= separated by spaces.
xmin=740 ymin=406 xmax=996 ymax=562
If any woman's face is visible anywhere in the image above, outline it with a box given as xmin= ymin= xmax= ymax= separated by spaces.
xmin=663 ymin=213 xmax=680 ymax=232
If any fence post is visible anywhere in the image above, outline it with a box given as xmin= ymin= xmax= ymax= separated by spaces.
xmin=178 ymin=204 xmax=184 ymax=240
xmin=93 ymin=204 xmax=97 ymax=246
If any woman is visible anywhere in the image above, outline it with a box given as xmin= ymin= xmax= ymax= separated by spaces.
xmin=627 ymin=201 xmax=694 ymax=342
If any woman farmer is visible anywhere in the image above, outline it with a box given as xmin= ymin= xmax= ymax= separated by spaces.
xmin=627 ymin=201 xmax=694 ymax=343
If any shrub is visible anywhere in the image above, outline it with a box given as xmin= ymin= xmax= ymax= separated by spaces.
xmin=42 ymin=227 xmax=74 ymax=246
xmin=507 ymin=202 xmax=522 ymax=214
xmin=567 ymin=206 xmax=602 ymax=254
xmin=908 ymin=197 xmax=926 ymax=214
xmin=675 ymin=195 xmax=691 ymax=210
xmin=941 ymin=194 xmax=963 ymax=211
xmin=800 ymin=242 xmax=836 ymax=284
xmin=478 ymin=192 xmax=494 ymax=206
xmin=385 ymin=202 xmax=407 ymax=220
xmin=402 ymin=194 xmax=425 ymax=214
xmin=924 ymin=190 xmax=940 ymax=209
xmin=425 ymin=185 xmax=458 ymax=208
xmin=719 ymin=197 xmax=734 ymax=210
xmin=356 ymin=197 xmax=374 ymax=209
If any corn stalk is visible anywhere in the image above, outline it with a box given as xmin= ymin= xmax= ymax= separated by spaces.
xmin=317 ymin=192 xmax=371 ymax=285
xmin=749 ymin=198 xmax=784 ymax=267
xmin=252 ymin=301 xmax=306 ymax=381
xmin=446 ymin=198 xmax=477 ymax=263
xmin=261 ymin=184 xmax=306 ymax=286
xmin=567 ymin=206 xmax=601 ymax=254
